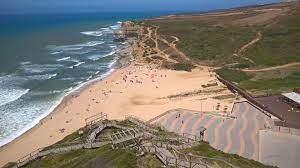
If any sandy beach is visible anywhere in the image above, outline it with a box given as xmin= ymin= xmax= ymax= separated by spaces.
xmin=0 ymin=59 xmax=234 ymax=166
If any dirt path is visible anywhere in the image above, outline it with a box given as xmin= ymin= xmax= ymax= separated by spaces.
xmin=141 ymin=26 xmax=190 ymax=64
xmin=238 ymin=31 xmax=262 ymax=55
xmin=157 ymin=33 xmax=190 ymax=61
xmin=234 ymin=31 xmax=262 ymax=64
xmin=242 ymin=62 xmax=300 ymax=72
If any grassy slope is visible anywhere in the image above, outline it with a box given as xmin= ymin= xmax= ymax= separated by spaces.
xmin=145 ymin=5 xmax=299 ymax=67
xmin=145 ymin=21 xmax=257 ymax=66
xmin=21 ymin=141 xmax=274 ymax=168
xmin=245 ymin=8 xmax=300 ymax=66
xmin=216 ymin=67 xmax=300 ymax=94
xmin=183 ymin=141 xmax=275 ymax=168
xmin=144 ymin=4 xmax=300 ymax=93
xmin=23 ymin=145 xmax=139 ymax=168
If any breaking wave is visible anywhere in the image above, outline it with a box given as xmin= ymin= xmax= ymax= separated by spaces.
xmin=57 ymin=56 xmax=71 ymax=61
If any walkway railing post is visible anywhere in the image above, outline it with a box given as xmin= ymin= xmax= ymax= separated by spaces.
xmin=166 ymin=156 xmax=168 ymax=166
xmin=189 ymin=153 xmax=192 ymax=168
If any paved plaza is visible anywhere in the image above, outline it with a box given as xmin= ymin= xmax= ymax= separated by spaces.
xmin=259 ymin=130 xmax=300 ymax=168
xmin=151 ymin=101 xmax=274 ymax=160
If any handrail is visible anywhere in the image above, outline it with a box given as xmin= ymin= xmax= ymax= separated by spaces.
xmin=127 ymin=115 xmax=204 ymax=146
xmin=147 ymin=109 xmax=175 ymax=124
xmin=172 ymin=146 xmax=239 ymax=168
xmin=142 ymin=142 xmax=209 ymax=168
xmin=85 ymin=112 xmax=108 ymax=126
xmin=142 ymin=139 xmax=239 ymax=168
xmin=216 ymin=75 xmax=281 ymax=120
xmin=125 ymin=115 xmax=158 ymax=133
xmin=147 ymin=108 xmax=237 ymax=125
xmin=14 ymin=141 xmax=111 ymax=168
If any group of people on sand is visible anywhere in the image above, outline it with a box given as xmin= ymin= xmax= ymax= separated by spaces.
xmin=118 ymin=65 xmax=168 ymax=88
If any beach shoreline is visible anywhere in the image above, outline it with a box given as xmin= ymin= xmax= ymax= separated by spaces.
xmin=0 ymin=37 xmax=134 ymax=164
xmin=0 ymin=23 xmax=234 ymax=167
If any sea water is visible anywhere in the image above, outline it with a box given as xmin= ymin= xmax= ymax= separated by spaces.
xmin=0 ymin=12 xmax=166 ymax=147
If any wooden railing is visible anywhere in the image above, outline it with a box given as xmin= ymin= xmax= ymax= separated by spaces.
xmin=14 ymin=140 xmax=110 ymax=168
xmin=142 ymin=142 xmax=209 ymax=168
xmin=85 ymin=112 xmax=107 ymax=127
xmin=171 ymin=147 xmax=239 ymax=168
xmin=125 ymin=115 xmax=158 ymax=133
xmin=141 ymin=140 xmax=239 ymax=168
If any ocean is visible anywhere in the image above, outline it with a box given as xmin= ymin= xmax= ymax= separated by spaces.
xmin=0 ymin=12 xmax=166 ymax=147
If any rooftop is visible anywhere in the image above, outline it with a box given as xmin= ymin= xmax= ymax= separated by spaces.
xmin=282 ymin=92 xmax=300 ymax=105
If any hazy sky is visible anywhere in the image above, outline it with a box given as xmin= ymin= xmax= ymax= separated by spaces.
xmin=0 ymin=0 xmax=281 ymax=14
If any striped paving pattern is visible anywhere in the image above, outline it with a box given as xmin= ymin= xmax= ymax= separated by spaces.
xmin=151 ymin=102 xmax=273 ymax=160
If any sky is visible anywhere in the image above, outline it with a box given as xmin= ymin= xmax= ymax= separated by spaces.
xmin=0 ymin=0 xmax=282 ymax=14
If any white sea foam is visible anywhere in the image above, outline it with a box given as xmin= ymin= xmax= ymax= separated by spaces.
xmin=101 ymin=27 xmax=110 ymax=31
xmin=27 ymin=74 xmax=53 ymax=80
xmin=49 ymin=41 xmax=104 ymax=55
xmin=51 ymin=51 xmax=62 ymax=55
xmin=108 ymin=59 xmax=117 ymax=68
xmin=0 ymin=88 xmax=30 ymax=107
xmin=20 ymin=61 xmax=31 ymax=65
xmin=0 ymin=75 xmax=30 ymax=107
xmin=66 ymin=87 xmax=73 ymax=92
xmin=0 ymin=67 xmax=118 ymax=147
xmin=0 ymin=21 xmax=123 ymax=147
xmin=60 ymin=77 xmax=75 ymax=81
xmin=0 ymin=94 xmax=63 ymax=147
xmin=81 ymin=31 xmax=103 ymax=37
xmin=83 ymin=41 xmax=104 ymax=47
xmin=56 ymin=56 xmax=71 ymax=62
xmin=67 ymin=50 xmax=92 ymax=55
xmin=88 ymin=51 xmax=116 ymax=61
xmin=74 ymin=62 xmax=85 ymax=67
xmin=110 ymin=22 xmax=122 ymax=30
xmin=86 ymin=75 xmax=93 ymax=81
xmin=47 ymin=73 xmax=57 ymax=79
xmin=21 ymin=64 xmax=64 ymax=74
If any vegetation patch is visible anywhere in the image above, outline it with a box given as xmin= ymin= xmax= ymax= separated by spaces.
xmin=137 ymin=154 xmax=162 ymax=168
xmin=216 ymin=68 xmax=253 ymax=83
xmin=244 ymin=9 xmax=300 ymax=66
xmin=182 ymin=141 xmax=275 ymax=168
xmin=213 ymin=94 xmax=236 ymax=100
xmin=240 ymin=71 xmax=300 ymax=93
xmin=169 ymin=62 xmax=195 ymax=72
xmin=145 ymin=20 xmax=257 ymax=66
xmin=144 ymin=39 xmax=156 ymax=48
xmin=216 ymin=67 xmax=300 ymax=94
xmin=23 ymin=145 xmax=139 ymax=168
xmin=144 ymin=4 xmax=299 ymax=68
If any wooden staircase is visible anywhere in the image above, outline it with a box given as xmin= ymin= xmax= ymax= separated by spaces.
xmin=110 ymin=128 xmax=144 ymax=148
